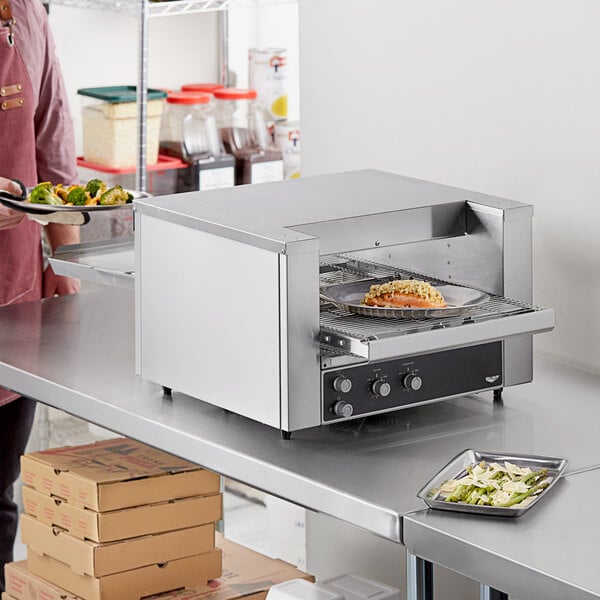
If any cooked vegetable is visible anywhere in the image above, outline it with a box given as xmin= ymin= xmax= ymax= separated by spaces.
xmin=99 ymin=185 xmax=130 ymax=206
xmin=27 ymin=180 xmax=132 ymax=208
xmin=29 ymin=182 xmax=62 ymax=205
xmin=85 ymin=178 xmax=107 ymax=199
xmin=430 ymin=461 xmax=551 ymax=508
xmin=66 ymin=187 xmax=88 ymax=206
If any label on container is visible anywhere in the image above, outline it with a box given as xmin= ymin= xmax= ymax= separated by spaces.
xmin=249 ymin=48 xmax=288 ymax=121
xmin=274 ymin=122 xmax=300 ymax=179
xmin=199 ymin=166 xmax=235 ymax=191
xmin=251 ymin=160 xmax=284 ymax=184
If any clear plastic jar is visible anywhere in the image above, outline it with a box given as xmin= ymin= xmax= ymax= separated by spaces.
xmin=214 ymin=87 xmax=283 ymax=185
xmin=159 ymin=91 xmax=221 ymax=161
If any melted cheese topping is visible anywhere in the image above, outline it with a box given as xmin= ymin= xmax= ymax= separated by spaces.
xmin=363 ymin=279 xmax=446 ymax=306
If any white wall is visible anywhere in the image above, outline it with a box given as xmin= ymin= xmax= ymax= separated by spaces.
xmin=299 ymin=0 xmax=600 ymax=374
xmin=49 ymin=7 xmax=219 ymax=156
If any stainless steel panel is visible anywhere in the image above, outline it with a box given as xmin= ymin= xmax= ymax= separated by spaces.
xmin=321 ymin=308 xmax=554 ymax=362
xmin=502 ymin=210 xmax=534 ymax=386
xmin=49 ymin=237 xmax=135 ymax=290
xmin=404 ymin=469 xmax=600 ymax=599
xmin=0 ymin=288 xmax=598 ymax=545
xmin=291 ymin=203 xmax=466 ymax=255
xmin=134 ymin=170 xmax=530 ymax=252
xmin=137 ymin=214 xmax=282 ymax=428
xmin=280 ymin=251 xmax=322 ymax=431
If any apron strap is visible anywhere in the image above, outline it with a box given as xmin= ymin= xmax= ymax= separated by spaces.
xmin=0 ymin=0 xmax=15 ymax=45
xmin=0 ymin=1 xmax=14 ymax=23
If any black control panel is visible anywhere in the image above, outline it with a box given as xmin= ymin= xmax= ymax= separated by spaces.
xmin=322 ymin=342 xmax=503 ymax=421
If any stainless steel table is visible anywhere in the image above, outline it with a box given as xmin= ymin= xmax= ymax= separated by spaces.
xmin=404 ymin=468 xmax=600 ymax=600
xmin=1 ymin=287 xmax=600 ymax=596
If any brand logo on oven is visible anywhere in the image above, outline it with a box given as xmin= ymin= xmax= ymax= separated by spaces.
xmin=485 ymin=375 xmax=500 ymax=383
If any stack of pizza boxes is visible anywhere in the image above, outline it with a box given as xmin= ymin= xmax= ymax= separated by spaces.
xmin=6 ymin=438 xmax=223 ymax=600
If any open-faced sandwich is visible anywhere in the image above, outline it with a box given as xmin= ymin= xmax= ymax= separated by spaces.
xmin=362 ymin=279 xmax=447 ymax=309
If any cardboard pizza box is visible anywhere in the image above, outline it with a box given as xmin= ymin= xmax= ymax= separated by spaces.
xmin=22 ymin=514 xmax=215 ymax=577
xmin=22 ymin=485 xmax=222 ymax=543
xmin=21 ymin=438 xmax=219 ymax=512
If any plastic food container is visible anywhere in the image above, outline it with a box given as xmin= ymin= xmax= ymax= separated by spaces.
xmin=159 ymin=91 xmax=221 ymax=161
xmin=76 ymin=154 xmax=187 ymax=197
xmin=159 ymin=91 xmax=235 ymax=192
xmin=78 ymin=86 xmax=167 ymax=169
xmin=274 ymin=121 xmax=300 ymax=179
xmin=249 ymin=48 xmax=288 ymax=121
xmin=214 ymin=87 xmax=283 ymax=185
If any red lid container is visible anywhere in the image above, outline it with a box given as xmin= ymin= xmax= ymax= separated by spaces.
xmin=213 ymin=88 xmax=258 ymax=100
xmin=166 ymin=91 xmax=211 ymax=105
xmin=181 ymin=83 xmax=224 ymax=95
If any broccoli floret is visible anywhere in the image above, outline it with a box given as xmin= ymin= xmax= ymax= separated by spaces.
xmin=85 ymin=178 xmax=107 ymax=198
xmin=29 ymin=182 xmax=62 ymax=205
xmin=66 ymin=186 xmax=88 ymax=206
xmin=99 ymin=185 xmax=130 ymax=206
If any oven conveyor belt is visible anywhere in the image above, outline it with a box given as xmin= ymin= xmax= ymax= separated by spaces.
xmin=318 ymin=256 xmax=552 ymax=363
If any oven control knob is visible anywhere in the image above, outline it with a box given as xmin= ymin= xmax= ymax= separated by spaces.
xmin=371 ymin=379 xmax=391 ymax=397
xmin=333 ymin=401 xmax=354 ymax=418
xmin=332 ymin=375 xmax=352 ymax=394
xmin=402 ymin=373 xmax=422 ymax=391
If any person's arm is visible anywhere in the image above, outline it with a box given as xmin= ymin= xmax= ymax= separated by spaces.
xmin=34 ymin=9 xmax=81 ymax=296
xmin=0 ymin=177 xmax=25 ymax=231
xmin=43 ymin=223 xmax=80 ymax=297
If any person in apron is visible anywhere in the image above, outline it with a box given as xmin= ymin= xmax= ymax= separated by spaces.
xmin=0 ymin=1 xmax=80 ymax=590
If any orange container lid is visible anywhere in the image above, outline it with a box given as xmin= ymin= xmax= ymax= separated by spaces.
xmin=213 ymin=87 xmax=258 ymax=100
xmin=167 ymin=91 xmax=211 ymax=105
xmin=181 ymin=83 xmax=224 ymax=94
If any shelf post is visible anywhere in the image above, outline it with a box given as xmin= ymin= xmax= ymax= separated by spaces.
xmin=218 ymin=9 xmax=229 ymax=87
xmin=136 ymin=0 xmax=149 ymax=192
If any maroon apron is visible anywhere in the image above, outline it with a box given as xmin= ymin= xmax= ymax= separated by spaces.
xmin=0 ymin=1 xmax=43 ymax=403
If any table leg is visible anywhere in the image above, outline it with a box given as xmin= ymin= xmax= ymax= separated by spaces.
xmin=406 ymin=552 xmax=433 ymax=600
xmin=480 ymin=584 xmax=508 ymax=600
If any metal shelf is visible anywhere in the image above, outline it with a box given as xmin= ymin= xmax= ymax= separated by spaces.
xmin=49 ymin=0 xmax=294 ymax=17
xmin=50 ymin=0 xmax=295 ymax=189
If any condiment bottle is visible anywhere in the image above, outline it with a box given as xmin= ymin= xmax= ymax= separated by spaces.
xmin=213 ymin=87 xmax=283 ymax=185
xmin=159 ymin=91 xmax=235 ymax=191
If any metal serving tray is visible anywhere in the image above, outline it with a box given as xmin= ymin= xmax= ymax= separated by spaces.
xmin=417 ymin=449 xmax=568 ymax=517
xmin=320 ymin=278 xmax=490 ymax=319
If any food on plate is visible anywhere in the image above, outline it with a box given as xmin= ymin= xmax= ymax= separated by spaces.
xmin=99 ymin=185 xmax=131 ymax=206
xmin=430 ymin=461 xmax=552 ymax=508
xmin=27 ymin=180 xmax=133 ymax=207
xmin=85 ymin=178 xmax=107 ymax=199
xmin=362 ymin=279 xmax=447 ymax=309
xmin=28 ymin=182 xmax=62 ymax=206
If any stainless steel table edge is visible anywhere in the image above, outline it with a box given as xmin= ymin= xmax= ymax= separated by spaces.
xmin=402 ymin=467 xmax=600 ymax=600
xmin=0 ymin=361 xmax=404 ymax=544
xmin=403 ymin=513 xmax=598 ymax=600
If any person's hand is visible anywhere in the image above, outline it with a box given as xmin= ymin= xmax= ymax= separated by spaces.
xmin=0 ymin=176 xmax=25 ymax=230
xmin=43 ymin=266 xmax=80 ymax=298
xmin=0 ymin=176 xmax=23 ymax=196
